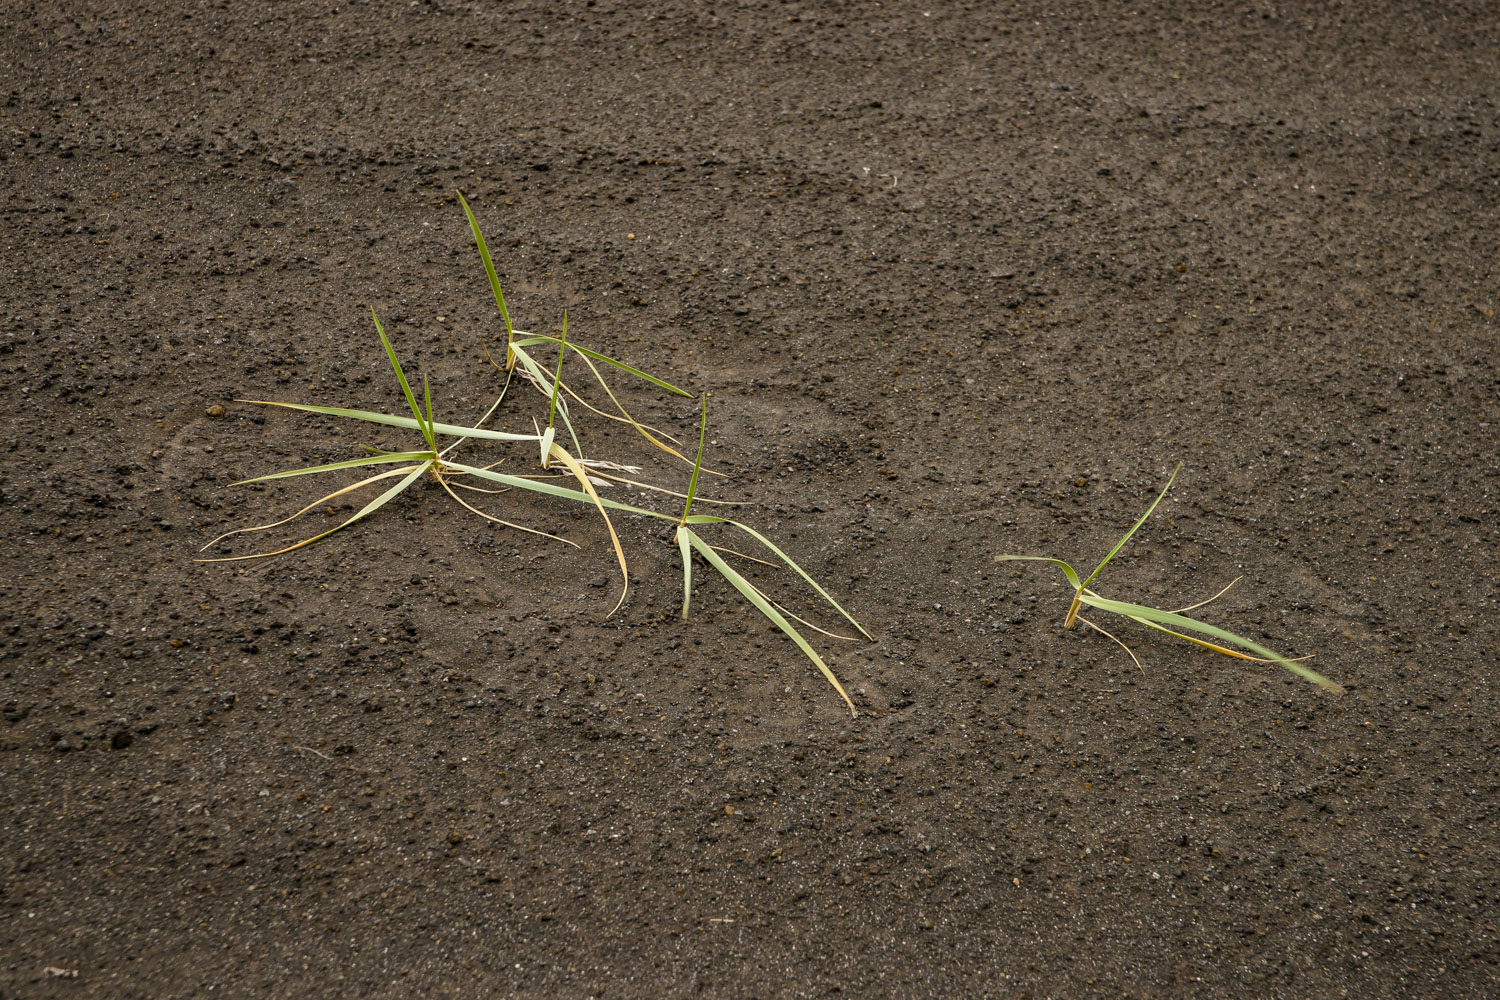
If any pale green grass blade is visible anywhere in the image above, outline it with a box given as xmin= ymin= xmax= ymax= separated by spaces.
xmin=511 ymin=344 xmax=583 ymax=456
xmin=584 ymin=469 xmax=746 ymax=505
xmin=1079 ymin=463 xmax=1181 ymax=591
xmin=539 ymin=426 xmax=556 ymax=468
xmin=545 ymin=344 xmax=714 ymax=474
xmin=199 ymin=461 xmax=430 ymax=563
xmin=239 ymin=401 xmax=539 ymax=442
xmin=439 ymin=367 xmax=516 ymax=459
xmin=546 ymin=442 xmax=630 ymax=617
xmin=683 ymin=528 xmax=856 ymax=716
xmin=1079 ymin=592 xmax=1342 ymax=692
xmin=992 ymin=554 xmax=1083 ymax=590
xmin=233 ymin=451 xmax=435 ymax=485
xmin=443 ymin=460 xmax=672 ymax=520
xmin=557 ymin=366 xmax=687 ymax=446
xmin=515 ymin=334 xmax=692 ymax=397
xmin=559 ymin=350 xmax=685 ymax=446
xmin=680 ymin=392 xmax=709 ymax=521
xmin=685 ymin=515 xmax=872 ymax=640
xmin=676 ymin=525 xmax=694 ymax=619
xmin=730 ymin=568 xmax=859 ymax=641
xmin=458 ymin=191 xmax=514 ymax=339
xmin=1124 ymin=613 xmax=1311 ymax=666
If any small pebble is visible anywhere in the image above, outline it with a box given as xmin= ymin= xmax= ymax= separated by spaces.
xmin=207 ymin=404 xmax=225 ymax=417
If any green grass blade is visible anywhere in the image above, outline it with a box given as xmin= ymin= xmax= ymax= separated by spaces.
xmin=683 ymin=528 xmax=856 ymax=716
xmin=443 ymin=461 xmax=672 ymax=520
xmin=548 ymin=314 xmax=567 ymax=431
xmin=1079 ymin=592 xmax=1342 ymax=692
xmin=680 ymin=393 xmax=709 ymax=521
xmin=422 ymin=374 xmax=436 ymax=448
xmin=514 ymin=335 xmax=693 ymax=397
xmin=1079 ymin=463 xmax=1182 ymax=591
xmin=685 ymin=515 xmax=871 ymax=639
xmin=992 ymin=554 xmax=1083 ymax=590
xmin=233 ymin=451 xmax=436 ymax=485
xmin=371 ymin=309 xmax=434 ymax=450
xmin=239 ymin=401 xmax=540 ymax=442
xmin=457 ymin=191 xmax=513 ymax=340
xmin=676 ymin=525 xmax=694 ymax=619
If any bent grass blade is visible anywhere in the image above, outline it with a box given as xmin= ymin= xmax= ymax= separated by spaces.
xmin=228 ymin=451 xmax=436 ymax=486
xmin=199 ymin=461 xmax=431 ymax=563
xmin=685 ymin=515 xmax=872 ymax=640
xmin=200 ymin=465 xmax=418 ymax=551
xmin=1081 ymin=592 xmax=1340 ymax=692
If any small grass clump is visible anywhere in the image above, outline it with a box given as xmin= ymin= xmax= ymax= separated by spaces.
xmin=201 ymin=199 xmax=871 ymax=714
xmin=197 ymin=309 xmax=561 ymax=562
xmin=995 ymin=465 xmax=1343 ymax=693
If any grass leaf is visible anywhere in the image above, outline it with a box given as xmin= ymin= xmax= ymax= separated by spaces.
xmin=457 ymin=191 xmax=514 ymax=343
xmin=371 ymin=309 xmax=435 ymax=451
xmin=200 ymin=461 xmax=430 ymax=562
xmin=1080 ymin=463 xmax=1181 ymax=591
xmin=680 ymin=392 xmax=709 ymax=521
xmin=992 ymin=554 xmax=1083 ymax=590
xmin=239 ymin=400 xmax=539 ymax=442
xmin=1080 ymin=593 xmax=1342 ymax=692
xmin=686 ymin=515 xmax=872 ymax=640
xmin=676 ymin=525 xmax=694 ymax=619
xmin=545 ymin=442 xmax=631 ymax=616
xmin=232 ymin=451 xmax=436 ymax=485
xmin=510 ymin=344 xmax=583 ymax=456
xmin=443 ymin=461 xmax=670 ymax=520
xmin=548 ymin=314 xmax=567 ymax=431
xmin=683 ymin=527 xmax=856 ymax=716
xmin=515 ymin=334 xmax=693 ymax=398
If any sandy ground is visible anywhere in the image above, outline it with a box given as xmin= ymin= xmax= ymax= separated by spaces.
xmin=3 ymin=2 xmax=1498 ymax=997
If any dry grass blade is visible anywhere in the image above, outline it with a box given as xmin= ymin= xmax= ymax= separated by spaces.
xmin=199 ymin=465 xmax=416 ymax=551
xmin=200 ymin=462 xmax=430 ymax=563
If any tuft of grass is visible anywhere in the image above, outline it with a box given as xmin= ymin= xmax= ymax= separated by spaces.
xmin=203 ymin=227 xmax=872 ymax=713
xmin=199 ymin=308 xmax=557 ymax=562
xmin=201 ymin=311 xmax=638 ymax=617
xmin=994 ymin=464 xmax=1343 ymax=693
xmin=445 ymin=394 xmax=873 ymax=715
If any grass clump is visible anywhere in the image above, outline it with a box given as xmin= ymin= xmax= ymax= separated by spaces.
xmin=201 ymin=199 xmax=871 ymax=714
xmin=995 ymin=464 xmax=1343 ymax=693
xmin=197 ymin=309 xmax=560 ymax=563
